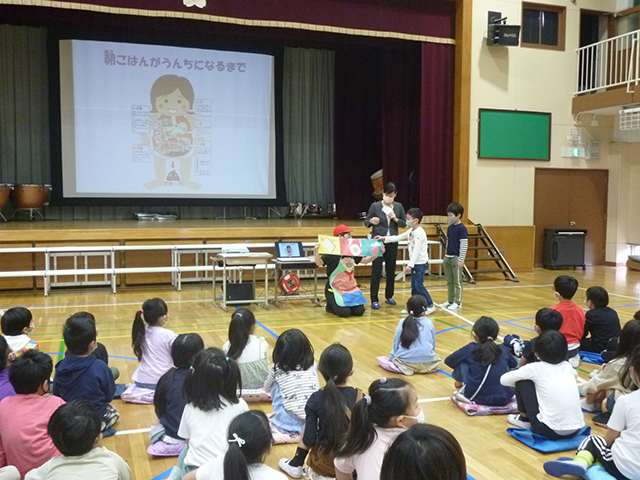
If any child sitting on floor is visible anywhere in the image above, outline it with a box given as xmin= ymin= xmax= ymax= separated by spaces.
xmin=0 ymin=337 xmax=15 ymax=403
xmin=581 ymin=319 xmax=640 ymax=423
xmin=123 ymin=298 xmax=177 ymax=404
xmin=148 ymin=333 xmax=204 ymax=457
xmin=222 ymin=309 xmax=270 ymax=393
xmin=168 ymin=348 xmax=248 ymax=480
xmin=581 ymin=286 xmax=621 ymax=361
xmin=378 ymin=295 xmax=440 ymax=376
xmin=549 ymin=275 xmax=585 ymax=368
xmin=279 ymin=343 xmax=361 ymax=479
xmin=334 ymin=377 xmax=424 ymax=480
xmin=500 ymin=330 xmax=584 ymax=440
xmin=264 ymin=329 xmax=319 ymax=443
xmin=544 ymin=344 xmax=640 ymax=480
xmin=0 ymin=350 xmax=66 ymax=478
xmin=25 ymin=400 xmax=131 ymax=480
xmin=505 ymin=308 xmax=563 ymax=367
xmin=52 ymin=312 xmax=119 ymax=431
xmin=183 ymin=410 xmax=286 ymax=480
xmin=1 ymin=307 xmax=38 ymax=356
xmin=380 ymin=424 xmax=467 ymax=480
xmin=445 ymin=316 xmax=517 ymax=406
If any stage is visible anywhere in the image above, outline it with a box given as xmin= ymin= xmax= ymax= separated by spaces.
xmin=0 ymin=218 xmax=377 ymax=291
xmin=0 ymin=218 xmax=534 ymax=292
xmin=0 ymin=218 xmax=368 ymax=244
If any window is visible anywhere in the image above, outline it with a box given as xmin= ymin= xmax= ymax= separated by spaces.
xmin=521 ymin=3 xmax=566 ymax=51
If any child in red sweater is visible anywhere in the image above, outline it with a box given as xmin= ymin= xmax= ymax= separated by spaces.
xmin=549 ymin=275 xmax=585 ymax=368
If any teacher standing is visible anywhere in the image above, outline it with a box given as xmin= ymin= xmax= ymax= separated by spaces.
xmin=364 ymin=182 xmax=406 ymax=309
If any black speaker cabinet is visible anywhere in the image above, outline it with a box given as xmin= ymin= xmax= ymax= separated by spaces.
xmin=225 ymin=283 xmax=254 ymax=304
xmin=543 ymin=229 xmax=587 ymax=270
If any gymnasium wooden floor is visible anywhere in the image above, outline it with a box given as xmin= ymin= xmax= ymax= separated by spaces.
xmin=8 ymin=266 xmax=639 ymax=480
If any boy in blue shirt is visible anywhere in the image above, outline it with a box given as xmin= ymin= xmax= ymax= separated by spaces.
xmin=442 ymin=202 xmax=468 ymax=310
xmin=52 ymin=312 xmax=119 ymax=432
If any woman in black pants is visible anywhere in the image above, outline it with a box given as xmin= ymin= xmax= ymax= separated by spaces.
xmin=364 ymin=182 xmax=406 ymax=310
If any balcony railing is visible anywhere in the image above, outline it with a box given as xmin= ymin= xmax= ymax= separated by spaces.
xmin=576 ymin=29 xmax=640 ymax=95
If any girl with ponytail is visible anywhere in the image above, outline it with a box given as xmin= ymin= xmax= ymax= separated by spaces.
xmin=222 ymin=309 xmax=270 ymax=392
xmin=123 ymin=298 xmax=177 ymax=404
xmin=334 ymin=377 xmax=423 ymax=480
xmin=279 ymin=343 xmax=361 ymax=479
xmin=168 ymin=348 xmax=248 ymax=480
xmin=445 ymin=316 xmax=517 ymax=406
xmin=184 ymin=410 xmax=286 ymax=480
xmin=377 ymin=295 xmax=440 ymax=375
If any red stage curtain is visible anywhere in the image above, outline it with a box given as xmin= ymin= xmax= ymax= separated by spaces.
xmin=16 ymin=0 xmax=455 ymax=40
xmin=380 ymin=45 xmax=421 ymax=210
xmin=418 ymin=42 xmax=455 ymax=216
xmin=334 ymin=47 xmax=383 ymax=219
xmin=334 ymin=41 xmax=454 ymax=220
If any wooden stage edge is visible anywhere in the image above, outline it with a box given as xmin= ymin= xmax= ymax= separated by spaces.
xmin=0 ymin=219 xmax=535 ymax=273
xmin=0 ymin=218 xmax=353 ymax=243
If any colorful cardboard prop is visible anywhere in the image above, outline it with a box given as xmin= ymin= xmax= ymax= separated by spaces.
xmin=318 ymin=235 xmax=383 ymax=257
xmin=329 ymin=257 xmax=368 ymax=307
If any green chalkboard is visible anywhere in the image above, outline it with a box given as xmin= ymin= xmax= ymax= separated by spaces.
xmin=478 ymin=109 xmax=551 ymax=161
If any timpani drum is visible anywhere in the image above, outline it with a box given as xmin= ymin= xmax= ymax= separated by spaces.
xmin=370 ymin=169 xmax=383 ymax=200
xmin=0 ymin=184 xmax=13 ymax=209
xmin=10 ymin=184 xmax=51 ymax=209
xmin=10 ymin=184 xmax=51 ymax=220
xmin=0 ymin=184 xmax=13 ymax=222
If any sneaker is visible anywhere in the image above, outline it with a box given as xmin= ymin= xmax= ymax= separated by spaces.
xmin=401 ymin=309 xmax=408 ymax=315
xmin=425 ymin=305 xmax=436 ymax=316
xmin=279 ymin=458 xmax=303 ymax=479
xmin=543 ymin=459 xmax=587 ymax=478
xmin=507 ymin=414 xmax=531 ymax=430
xmin=439 ymin=301 xmax=453 ymax=308
xmin=385 ymin=298 xmax=397 ymax=306
xmin=448 ymin=303 xmax=462 ymax=310
xmin=371 ymin=302 xmax=380 ymax=310
xmin=580 ymin=398 xmax=600 ymax=413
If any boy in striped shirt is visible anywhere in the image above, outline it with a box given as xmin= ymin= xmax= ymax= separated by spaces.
xmin=442 ymin=202 xmax=468 ymax=310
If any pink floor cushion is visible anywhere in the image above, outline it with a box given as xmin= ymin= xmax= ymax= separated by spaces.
xmin=451 ymin=395 xmax=519 ymax=416
xmin=377 ymin=356 xmax=402 ymax=374
xmin=268 ymin=414 xmax=301 ymax=444
xmin=147 ymin=440 xmax=187 ymax=457
xmin=241 ymin=389 xmax=272 ymax=403
xmin=120 ymin=384 xmax=155 ymax=404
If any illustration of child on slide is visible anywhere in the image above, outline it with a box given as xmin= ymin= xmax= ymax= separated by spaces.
xmin=141 ymin=75 xmax=200 ymax=190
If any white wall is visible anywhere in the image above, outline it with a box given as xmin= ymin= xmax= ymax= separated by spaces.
xmin=617 ymin=0 xmax=634 ymax=10
xmin=468 ymin=0 xmax=629 ymax=262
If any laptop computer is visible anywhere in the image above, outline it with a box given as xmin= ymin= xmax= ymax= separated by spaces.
xmin=275 ymin=241 xmax=308 ymax=262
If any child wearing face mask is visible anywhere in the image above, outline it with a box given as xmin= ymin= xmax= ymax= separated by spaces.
xmin=334 ymin=377 xmax=424 ymax=480
xmin=441 ymin=202 xmax=468 ymax=310
xmin=1 ymin=307 xmax=38 ymax=357
xmin=376 ymin=208 xmax=435 ymax=316
xmin=364 ymin=182 xmax=406 ymax=310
